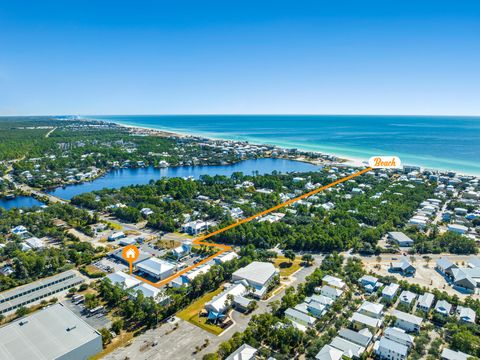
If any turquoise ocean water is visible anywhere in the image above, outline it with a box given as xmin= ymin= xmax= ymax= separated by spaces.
xmin=85 ymin=115 xmax=480 ymax=175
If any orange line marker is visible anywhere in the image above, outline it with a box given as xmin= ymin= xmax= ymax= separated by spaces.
xmin=134 ymin=167 xmax=372 ymax=288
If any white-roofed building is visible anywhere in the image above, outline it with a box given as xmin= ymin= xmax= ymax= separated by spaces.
xmin=375 ymin=336 xmax=409 ymax=360
xmin=136 ymin=257 xmax=175 ymax=280
xmin=24 ymin=237 xmax=46 ymax=249
xmin=435 ymin=300 xmax=452 ymax=316
xmin=0 ymin=303 xmax=102 ymax=360
xmin=383 ymin=327 xmax=414 ymax=347
xmin=448 ymin=224 xmax=468 ymax=234
xmin=130 ymin=283 xmax=171 ymax=305
xmin=170 ymin=264 xmax=212 ymax=288
xmin=398 ymin=290 xmax=417 ymax=306
xmin=350 ymin=312 xmax=383 ymax=331
xmin=417 ymin=292 xmax=435 ymax=313
xmin=315 ymin=344 xmax=343 ymax=360
xmin=106 ymin=271 xmax=142 ymax=290
xmin=306 ymin=294 xmax=334 ymax=307
xmin=322 ymin=275 xmax=346 ymax=290
xmin=392 ymin=310 xmax=423 ymax=333
xmin=225 ymin=343 xmax=257 ymax=360
xmin=338 ymin=328 xmax=373 ymax=347
xmin=285 ymin=307 xmax=316 ymax=330
xmin=232 ymin=261 xmax=278 ymax=298
xmin=436 ymin=257 xmax=458 ymax=277
xmin=388 ymin=232 xmax=414 ymax=247
xmin=457 ymin=306 xmax=476 ymax=323
xmin=214 ymin=251 xmax=239 ymax=264
xmin=382 ymin=283 xmax=400 ymax=302
xmin=11 ymin=225 xmax=28 ymax=235
xmin=205 ymin=282 xmax=247 ymax=315
xmin=330 ymin=336 xmax=365 ymax=358
xmin=321 ymin=285 xmax=343 ymax=300
xmin=172 ymin=240 xmax=192 ymax=259
xmin=441 ymin=348 xmax=470 ymax=360
xmin=358 ymin=301 xmax=384 ymax=318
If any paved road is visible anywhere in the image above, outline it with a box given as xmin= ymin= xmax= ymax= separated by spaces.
xmin=104 ymin=255 xmax=324 ymax=360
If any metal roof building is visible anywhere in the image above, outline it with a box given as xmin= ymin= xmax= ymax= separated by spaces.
xmin=0 ymin=303 xmax=102 ymax=360
xmin=0 ymin=270 xmax=84 ymax=315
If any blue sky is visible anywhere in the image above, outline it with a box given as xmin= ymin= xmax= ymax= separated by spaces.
xmin=0 ymin=1 xmax=479 ymax=116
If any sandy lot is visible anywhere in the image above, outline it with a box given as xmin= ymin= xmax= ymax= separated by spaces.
xmin=360 ymin=253 xmax=479 ymax=300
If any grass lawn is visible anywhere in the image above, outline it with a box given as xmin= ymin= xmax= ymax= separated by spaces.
xmin=274 ymin=256 xmax=302 ymax=277
xmin=177 ymin=287 xmax=224 ymax=335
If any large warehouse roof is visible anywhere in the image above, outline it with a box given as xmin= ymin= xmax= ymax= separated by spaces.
xmin=232 ymin=261 xmax=276 ymax=286
xmin=0 ymin=303 xmax=101 ymax=360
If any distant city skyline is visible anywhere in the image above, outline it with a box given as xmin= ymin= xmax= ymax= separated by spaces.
xmin=1 ymin=1 xmax=479 ymax=116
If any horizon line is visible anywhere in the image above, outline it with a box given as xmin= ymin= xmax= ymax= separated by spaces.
xmin=1 ymin=113 xmax=480 ymax=118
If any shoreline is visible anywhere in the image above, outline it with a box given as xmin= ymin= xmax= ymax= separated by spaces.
xmin=110 ymin=121 xmax=368 ymax=167
xmin=101 ymin=119 xmax=479 ymax=177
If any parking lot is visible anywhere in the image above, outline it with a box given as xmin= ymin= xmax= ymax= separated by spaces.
xmin=92 ymin=258 xmax=128 ymax=273
xmin=62 ymin=299 xmax=111 ymax=330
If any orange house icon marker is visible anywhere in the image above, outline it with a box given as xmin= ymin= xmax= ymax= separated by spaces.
xmin=122 ymin=245 xmax=140 ymax=274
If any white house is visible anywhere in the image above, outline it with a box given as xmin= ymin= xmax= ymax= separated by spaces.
xmin=358 ymin=301 xmax=384 ymax=318
xmin=322 ymin=275 xmax=346 ymax=290
xmin=435 ymin=300 xmax=452 ymax=316
xmin=392 ymin=310 xmax=423 ymax=333
xmin=417 ymin=293 xmax=435 ymax=313
xmin=375 ymin=336 xmax=409 ymax=360
xmin=382 ymin=283 xmax=400 ymax=302
xmin=398 ymin=291 xmax=417 ymax=306
xmin=457 ymin=306 xmax=476 ymax=323
xmin=321 ymin=285 xmax=343 ymax=300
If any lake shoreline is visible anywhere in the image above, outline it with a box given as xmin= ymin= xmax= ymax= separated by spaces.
xmin=103 ymin=118 xmax=478 ymax=177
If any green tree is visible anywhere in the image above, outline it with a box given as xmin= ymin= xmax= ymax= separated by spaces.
xmin=99 ymin=327 xmax=113 ymax=347
xmin=284 ymin=249 xmax=296 ymax=264
xmin=301 ymin=253 xmax=314 ymax=266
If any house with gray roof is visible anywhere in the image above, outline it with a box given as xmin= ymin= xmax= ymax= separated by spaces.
xmin=436 ymin=257 xmax=458 ymax=278
xmin=388 ymin=232 xmax=414 ymax=247
xmin=451 ymin=267 xmax=480 ymax=291
xmin=330 ymin=336 xmax=365 ymax=359
xmin=375 ymin=336 xmax=409 ymax=360
xmin=285 ymin=307 xmax=316 ymax=329
xmin=338 ymin=328 xmax=373 ymax=347
xmin=391 ymin=257 xmax=416 ymax=275
xmin=359 ymin=275 xmax=382 ymax=293
xmin=392 ymin=310 xmax=423 ymax=333
xmin=468 ymin=256 xmax=480 ymax=269
xmin=383 ymin=327 xmax=414 ymax=347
